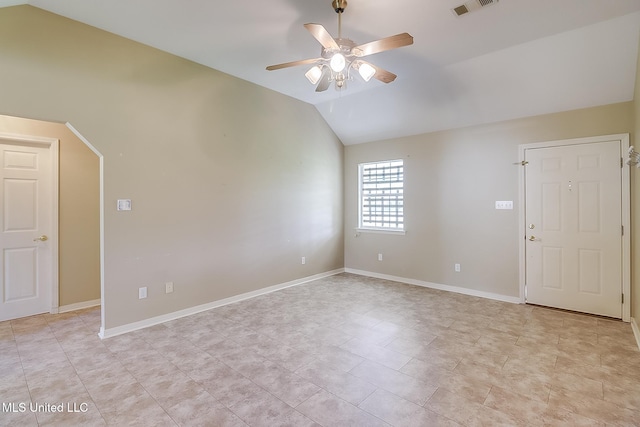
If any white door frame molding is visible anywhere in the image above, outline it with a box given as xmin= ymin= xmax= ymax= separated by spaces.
xmin=518 ymin=134 xmax=631 ymax=322
xmin=0 ymin=132 xmax=59 ymax=314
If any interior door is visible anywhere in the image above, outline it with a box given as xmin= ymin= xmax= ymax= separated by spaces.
xmin=524 ymin=140 xmax=622 ymax=318
xmin=0 ymin=141 xmax=53 ymax=321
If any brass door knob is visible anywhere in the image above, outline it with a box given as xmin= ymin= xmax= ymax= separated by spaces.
xmin=33 ymin=235 xmax=48 ymax=242
xmin=528 ymin=235 xmax=536 ymax=241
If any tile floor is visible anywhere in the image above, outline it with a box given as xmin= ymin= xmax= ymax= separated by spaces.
xmin=1 ymin=273 xmax=639 ymax=426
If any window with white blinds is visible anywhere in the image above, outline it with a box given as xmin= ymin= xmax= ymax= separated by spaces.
xmin=358 ymin=159 xmax=404 ymax=231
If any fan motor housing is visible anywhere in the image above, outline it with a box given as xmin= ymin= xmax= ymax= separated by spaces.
xmin=332 ymin=0 xmax=347 ymax=13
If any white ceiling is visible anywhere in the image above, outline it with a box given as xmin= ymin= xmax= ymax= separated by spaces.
xmin=3 ymin=0 xmax=640 ymax=145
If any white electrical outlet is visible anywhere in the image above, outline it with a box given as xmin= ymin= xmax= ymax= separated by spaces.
xmin=301 ymin=256 xmax=306 ymax=265
xmin=165 ymin=282 xmax=174 ymax=294
xmin=378 ymin=253 xmax=383 ymax=261
xmin=455 ymin=263 xmax=461 ymax=272
xmin=139 ymin=286 xmax=147 ymax=299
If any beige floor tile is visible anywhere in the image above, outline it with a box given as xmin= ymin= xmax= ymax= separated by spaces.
xmin=538 ymin=407 xmax=606 ymax=427
xmin=340 ymin=337 xmax=411 ymax=370
xmin=140 ymin=371 xmax=206 ymax=409
xmin=299 ymin=344 xmax=365 ymax=373
xmin=164 ymin=390 xmax=247 ymax=426
xmin=247 ymin=360 xmax=321 ymax=407
xmin=401 ymin=358 xmax=493 ymax=404
xmin=349 ymin=359 xmax=438 ymax=406
xmin=101 ymin=399 xmax=176 ymax=426
xmin=200 ymin=372 xmax=266 ymax=409
xmin=257 ymin=342 xmax=317 ymax=372
xmin=27 ymin=375 xmax=89 ymax=403
xmin=296 ymin=389 xmax=390 ymax=427
xmin=496 ymin=368 xmax=553 ymax=403
xmin=548 ymin=387 xmax=640 ymax=426
xmin=0 ymin=381 xmax=31 ymax=405
xmin=426 ymin=387 xmax=526 ymax=427
xmin=452 ymin=358 xmax=503 ymax=383
xmin=603 ymin=381 xmax=640 ymax=412
xmin=89 ymin=381 xmax=150 ymax=413
xmin=295 ymin=359 xmax=377 ymax=406
xmin=415 ymin=337 xmax=469 ymax=365
xmin=458 ymin=348 xmax=509 ymax=371
xmin=501 ymin=352 xmax=558 ymax=377
xmin=359 ymin=388 xmax=460 ymax=427
xmin=598 ymin=333 xmax=639 ymax=352
xmin=267 ymin=409 xmax=322 ymax=427
xmin=472 ymin=333 xmax=520 ymax=355
xmin=483 ymin=385 xmax=550 ymax=425
xmin=0 ymin=411 xmax=40 ymax=427
xmin=227 ymin=388 xmax=296 ymax=426
xmin=550 ymin=371 xmax=603 ymax=399
xmin=383 ymin=335 xmax=435 ymax=359
xmin=483 ymin=385 xmax=604 ymax=426
xmin=485 ymin=319 xmax=526 ymax=337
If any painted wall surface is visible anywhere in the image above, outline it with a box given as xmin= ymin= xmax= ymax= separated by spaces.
xmin=0 ymin=6 xmax=344 ymax=330
xmin=0 ymin=115 xmax=100 ymax=307
xmin=345 ymin=102 xmax=633 ymax=299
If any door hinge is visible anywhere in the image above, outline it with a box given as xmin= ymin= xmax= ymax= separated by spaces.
xmin=621 ymin=157 xmax=624 ymax=168
xmin=622 ymin=225 xmax=624 ymax=236
xmin=622 ymin=293 xmax=624 ymax=304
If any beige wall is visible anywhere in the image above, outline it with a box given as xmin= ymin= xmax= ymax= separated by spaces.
xmin=0 ymin=115 xmax=100 ymax=307
xmin=345 ymin=102 xmax=633 ymax=299
xmin=0 ymin=6 xmax=344 ymax=331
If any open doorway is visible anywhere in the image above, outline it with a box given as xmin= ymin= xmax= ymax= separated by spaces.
xmin=0 ymin=115 xmax=102 ymax=322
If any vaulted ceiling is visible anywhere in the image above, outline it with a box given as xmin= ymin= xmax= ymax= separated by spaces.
xmin=2 ymin=0 xmax=640 ymax=145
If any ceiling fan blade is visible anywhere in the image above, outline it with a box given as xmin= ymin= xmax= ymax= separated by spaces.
xmin=315 ymin=69 xmax=331 ymax=92
xmin=352 ymin=33 xmax=414 ymax=57
xmin=360 ymin=60 xmax=397 ymax=83
xmin=266 ymin=58 xmax=322 ymax=71
xmin=304 ymin=23 xmax=340 ymax=50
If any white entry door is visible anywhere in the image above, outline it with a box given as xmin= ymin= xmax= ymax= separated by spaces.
xmin=0 ymin=138 xmax=56 ymax=322
xmin=524 ymin=139 xmax=622 ymax=318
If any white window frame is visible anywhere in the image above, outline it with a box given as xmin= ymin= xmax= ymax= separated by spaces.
xmin=357 ymin=159 xmax=405 ymax=234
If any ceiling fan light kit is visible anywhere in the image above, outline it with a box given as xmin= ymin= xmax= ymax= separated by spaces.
xmin=266 ymin=0 xmax=414 ymax=92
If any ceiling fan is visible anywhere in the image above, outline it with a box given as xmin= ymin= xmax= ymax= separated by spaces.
xmin=266 ymin=0 xmax=414 ymax=92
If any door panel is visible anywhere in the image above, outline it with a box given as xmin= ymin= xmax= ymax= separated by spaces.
xmin=0 ymin=142 xmax=52 ymax=321
xmin=541 ymin=246 xmax=562 ymax=290
xmin=5 ymin=248 xmax=38 ymax=301
xmin=5 ymin=179 xmax=37 ymax=230
xmin=525 ymin=140 xmax=621 ymax=318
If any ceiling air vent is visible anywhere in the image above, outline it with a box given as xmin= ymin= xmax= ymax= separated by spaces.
xmin=452 ymin=0 xmax=498 ymax=17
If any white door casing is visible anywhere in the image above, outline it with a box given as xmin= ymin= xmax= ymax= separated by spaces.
xmin=518 ymin=134 xmax=630 ymax=321
xmin=0 ymin=134 xmax=58 ymax=322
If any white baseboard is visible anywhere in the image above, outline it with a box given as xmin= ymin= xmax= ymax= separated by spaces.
xmin=58 ymin=299 xmax=101 ymax=314
xmin=631 ymin=317 xmax=640 ymax=351
xmin=99 ymin=268 xmax=345 ymax=339
xmin=344 ymin=268 xmax=522 ymax=304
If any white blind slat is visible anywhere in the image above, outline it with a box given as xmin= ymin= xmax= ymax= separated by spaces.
xmin=359 ymin=160 xmax=404 ymax=230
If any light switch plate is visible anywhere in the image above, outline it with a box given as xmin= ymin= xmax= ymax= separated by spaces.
xmin=117 ymin=199 xmax=132 ymax=211
xmin=495 ymin=201 xmax=513 ymax=210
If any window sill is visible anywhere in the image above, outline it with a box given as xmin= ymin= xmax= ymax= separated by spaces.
xmin=355 ymin=228 xmax=406 ymax=236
